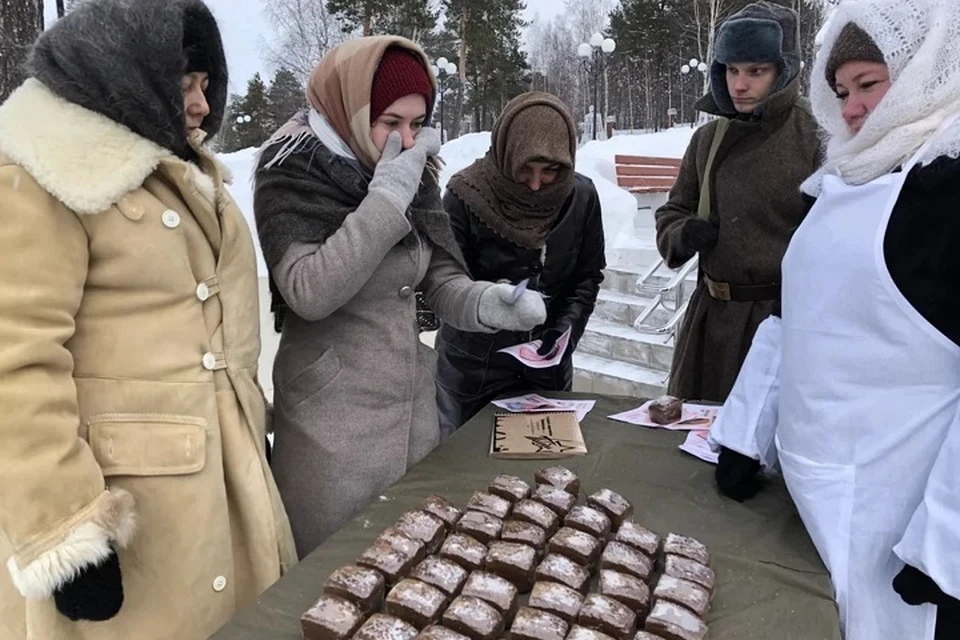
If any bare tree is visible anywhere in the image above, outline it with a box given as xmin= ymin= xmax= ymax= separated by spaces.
xmin=1 ymin=0 xmax=43 ymax=103
xmin=564 ymin=0 xmax=615 ymax=43
xmin=262 ymin=0 xmax=345 ymax=83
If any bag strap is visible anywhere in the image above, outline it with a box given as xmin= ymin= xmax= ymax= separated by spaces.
xmin=697 ymin=117 xmax=730 ymax=221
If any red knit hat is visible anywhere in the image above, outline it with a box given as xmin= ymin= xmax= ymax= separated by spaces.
xmin=370 ymin=47 xmax=434 ymax=122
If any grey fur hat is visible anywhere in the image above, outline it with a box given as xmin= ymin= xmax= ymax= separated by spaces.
xmin=710 ymin=1 xmax=800 ymax=114
xmin=28 ymin=0 xmax=227 ymax=160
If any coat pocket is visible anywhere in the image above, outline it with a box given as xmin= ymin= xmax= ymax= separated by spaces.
xmin=279 ymin=347 xmax=343 ymax=409
xmin=86 ymin=414 xmax=207 ymax=476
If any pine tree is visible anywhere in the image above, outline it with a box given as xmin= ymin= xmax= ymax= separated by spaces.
xmin=442 ymin=0 xmax=528 ymax=135
xmin=327 ymin=0 xmax=436 ymax=40
xmin=267 ymin=67 xmax=306 ymax=132
xmin=223 ymin=74 xmax=273 ymax=151
xmin=0 ymin=0 xmax=43 ymax=103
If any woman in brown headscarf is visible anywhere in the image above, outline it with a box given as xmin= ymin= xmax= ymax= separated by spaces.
xmin=437 ymin=92 xmax=606 ymax=435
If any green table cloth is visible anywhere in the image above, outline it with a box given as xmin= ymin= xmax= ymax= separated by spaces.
xmin=212 ymin=393 xmax=841 ymax=639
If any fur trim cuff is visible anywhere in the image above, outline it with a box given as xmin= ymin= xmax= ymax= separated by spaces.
xmin=7 ymin=489 xmax=136 ymax=599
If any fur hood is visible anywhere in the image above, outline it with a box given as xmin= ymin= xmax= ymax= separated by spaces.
xmin=0 ymin=79 xmax=228 ymax=214
xmin=27 ymin=0 xmax=227 ymax=161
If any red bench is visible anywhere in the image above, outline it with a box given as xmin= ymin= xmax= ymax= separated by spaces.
xmin=614 ymin=155 xmax=682 ymax=195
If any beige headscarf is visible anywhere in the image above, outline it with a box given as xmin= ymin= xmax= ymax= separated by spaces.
xmin=447 ymin=92 xmax=578 ymax=249
xmin=306 ymin=35 xmax=437 ymax=170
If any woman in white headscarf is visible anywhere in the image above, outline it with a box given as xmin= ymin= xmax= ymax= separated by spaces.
xmin=709 ymin=1 xmax=960 ymax=638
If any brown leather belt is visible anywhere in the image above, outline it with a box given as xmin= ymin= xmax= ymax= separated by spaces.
xmin=704 ymin=273 xmax=780 ymax=302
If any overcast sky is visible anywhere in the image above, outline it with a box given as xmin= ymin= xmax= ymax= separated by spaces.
xmin=44 ymin=1 xmax=568 ymax=95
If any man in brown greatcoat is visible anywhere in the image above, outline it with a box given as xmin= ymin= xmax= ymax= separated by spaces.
xmin=655 ymin=1 xmax=821 ymax=402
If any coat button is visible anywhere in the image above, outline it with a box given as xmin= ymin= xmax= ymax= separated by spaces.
xmin=196 ymin=283 xmax=210 ymax=301
xmin=202 ymin=352 xmax=217 ymax=370
xmin=398 ymin=286 xmax=413 ymax=298
xmin=161 ymin=210 xmax=181 ymax=228
xmin=212 ymin=575 xmax=227 ymax=592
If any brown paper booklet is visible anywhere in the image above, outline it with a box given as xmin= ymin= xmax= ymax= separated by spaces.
xmin=490 ymin=411 xmax=587 ymax=459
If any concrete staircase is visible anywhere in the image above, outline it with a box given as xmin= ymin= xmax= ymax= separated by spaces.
xmin=572 ymin=205 xmax=696 ymax=398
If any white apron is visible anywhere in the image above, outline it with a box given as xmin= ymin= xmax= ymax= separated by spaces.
xmin=777 ymin=133 xmax=960 ymax=639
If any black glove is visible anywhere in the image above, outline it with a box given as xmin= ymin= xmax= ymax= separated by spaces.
xmin=681 ymin=218 xmax=719 ymax=253
xmin=537 ymin=327 xmax=567 ymax=357
xmin=54 ymin=549 xmax=124 ymax=622
xmin=894 ymin=565 xmax=960 ymax=608
xmin=715 ymin=446 xmax=763 ymax=502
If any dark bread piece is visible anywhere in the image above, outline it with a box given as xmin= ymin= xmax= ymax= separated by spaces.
xmin=648 ymin=396 xmax=682 ymax=425
xmin=440 ymin=534 xmax=488 ymax=572
xmin=423 ymin=495 xmax=463 ymax=529
xmin=644 ymin=601 xmax=708 ymax=640
xmin=385 ymin=579 xmax=448 ymax=629
xmin=322 ymin=565 xmax=385 ymax=615
xmin=564 ymin=506 xmax=611 ymax=540
xmin=601 ymin=542 xmax=653 ymax=582
xmin=615 ymin=522 xmax=661 ymax=557
xmin=467 ymin=491 xmax=513 ymax=519
xmin=489 ymin=474 xmax=532 ymax=503
xmin=578 ymin=594 xmax=637 ymax=640
xmin=442 ymin=595 xmax=505 ymax=640
xmin=513 ymin=499 xmax=560 ymax=537
xmin=663 ymin=534 xmax=710 ymax=566
xmin=501 ymin=520 xmax=548 ymax=550
xmin=395 ymin=510 xmax=448 ymax=554
xmin=535 ymin=553 xmax=591 ymax=595
xmin=599 ymin=570 xmax=650 ymax=617
xmin=353 ymin=613 xmax=419 ymax=640
xmin=416 ymin=626 xmax=472 ymax=640
xmin=547 ymin=527 xmax=601 ymax=567
xmin=461 ymin=571 xmax=519 ymax=619
xmin=410 ymin=556 xmax=469 ymax=597
xmin=528 ymin=581 xmax=585 ymax=625
xmin=535 ymin=467 xmax=581 ymax=496
xmin=377 ymin=527 xmax=427 ymax=565
xmin=586 ymin=489 xmax=633 ymax=529
xmin=663 ymin=555 xmax=715 ymax=594
xmin=456 ymin=511 xmax=503 ymax=545
xmin=300 ymin=595 xmax=365 ymax=640
xmin=509 ymin=606 xmax=570 ymax=640
xmin=652 ymin=575 xmax=710 ymax=618
xmin=566 ymin=627 xmax=615 ymax=640
xmin=485 ymin=541 xmax=538 ymax=593
xmin=531 ymin=484 xmax=577 ymax=517
xmin=356 ymin=542 xmax=415 ymax=586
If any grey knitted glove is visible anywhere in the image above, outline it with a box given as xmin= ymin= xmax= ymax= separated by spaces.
xmin=478 ymin=284 xmax=547 ymax=331
xmin=368 ymin=128 xmax=442 ymax=215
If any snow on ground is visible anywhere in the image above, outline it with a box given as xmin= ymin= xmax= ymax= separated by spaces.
xmin=221 ymin=126 xmax=699 ymax=277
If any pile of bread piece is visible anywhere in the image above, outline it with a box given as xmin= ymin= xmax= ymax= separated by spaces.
xmin=301 ymin=466 xmax=715 ymax=640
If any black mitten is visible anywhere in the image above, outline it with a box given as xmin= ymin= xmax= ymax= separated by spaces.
xmin=715 ymin=446 xmax=763 ymax=502
xmin=54 ymin=549 xmax=124 ymax=622
xmin=681 ymin=218 xmax=720 ymax=253
xmin=537 ymin=327 xmax=567 ymax=357
xmin=894 ymin=565 xmax=960 ymax=608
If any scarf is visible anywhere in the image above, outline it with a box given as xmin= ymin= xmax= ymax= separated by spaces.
xmin=306 ymin=35 xmax=436 ymax=171
xmin=802 ymin=0 xmax=960 ymax=196
xmin=447 ymin=92 xmax=577 ymax=249
xmin=254 ymin=110 xmax=464 ymax=330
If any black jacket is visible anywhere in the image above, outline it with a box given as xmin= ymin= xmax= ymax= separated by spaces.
xmin=435 ymin=173 xmax=605 ymax=423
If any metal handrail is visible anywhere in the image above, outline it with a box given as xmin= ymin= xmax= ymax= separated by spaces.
xmin=633 ymin=255 xmax=697 ymax=334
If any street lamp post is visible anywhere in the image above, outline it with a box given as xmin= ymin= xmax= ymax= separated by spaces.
xmin=577 ymin=33 xmax=616 ymax=141
xmin=430 ymin=58 xmax=459 ymax=144
xmin=679 ymin=58 xmax=708 ymax=126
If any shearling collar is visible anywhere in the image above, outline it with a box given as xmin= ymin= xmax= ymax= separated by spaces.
xmin=0 ymin=79 xmax=227 ymax=214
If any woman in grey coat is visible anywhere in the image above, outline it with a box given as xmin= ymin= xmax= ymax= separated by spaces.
xmin=254 ymin=36 xmax=546 ymax=557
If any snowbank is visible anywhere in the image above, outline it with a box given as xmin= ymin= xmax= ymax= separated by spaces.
xmin=219 ymin=126 xmax=699 ymax=276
